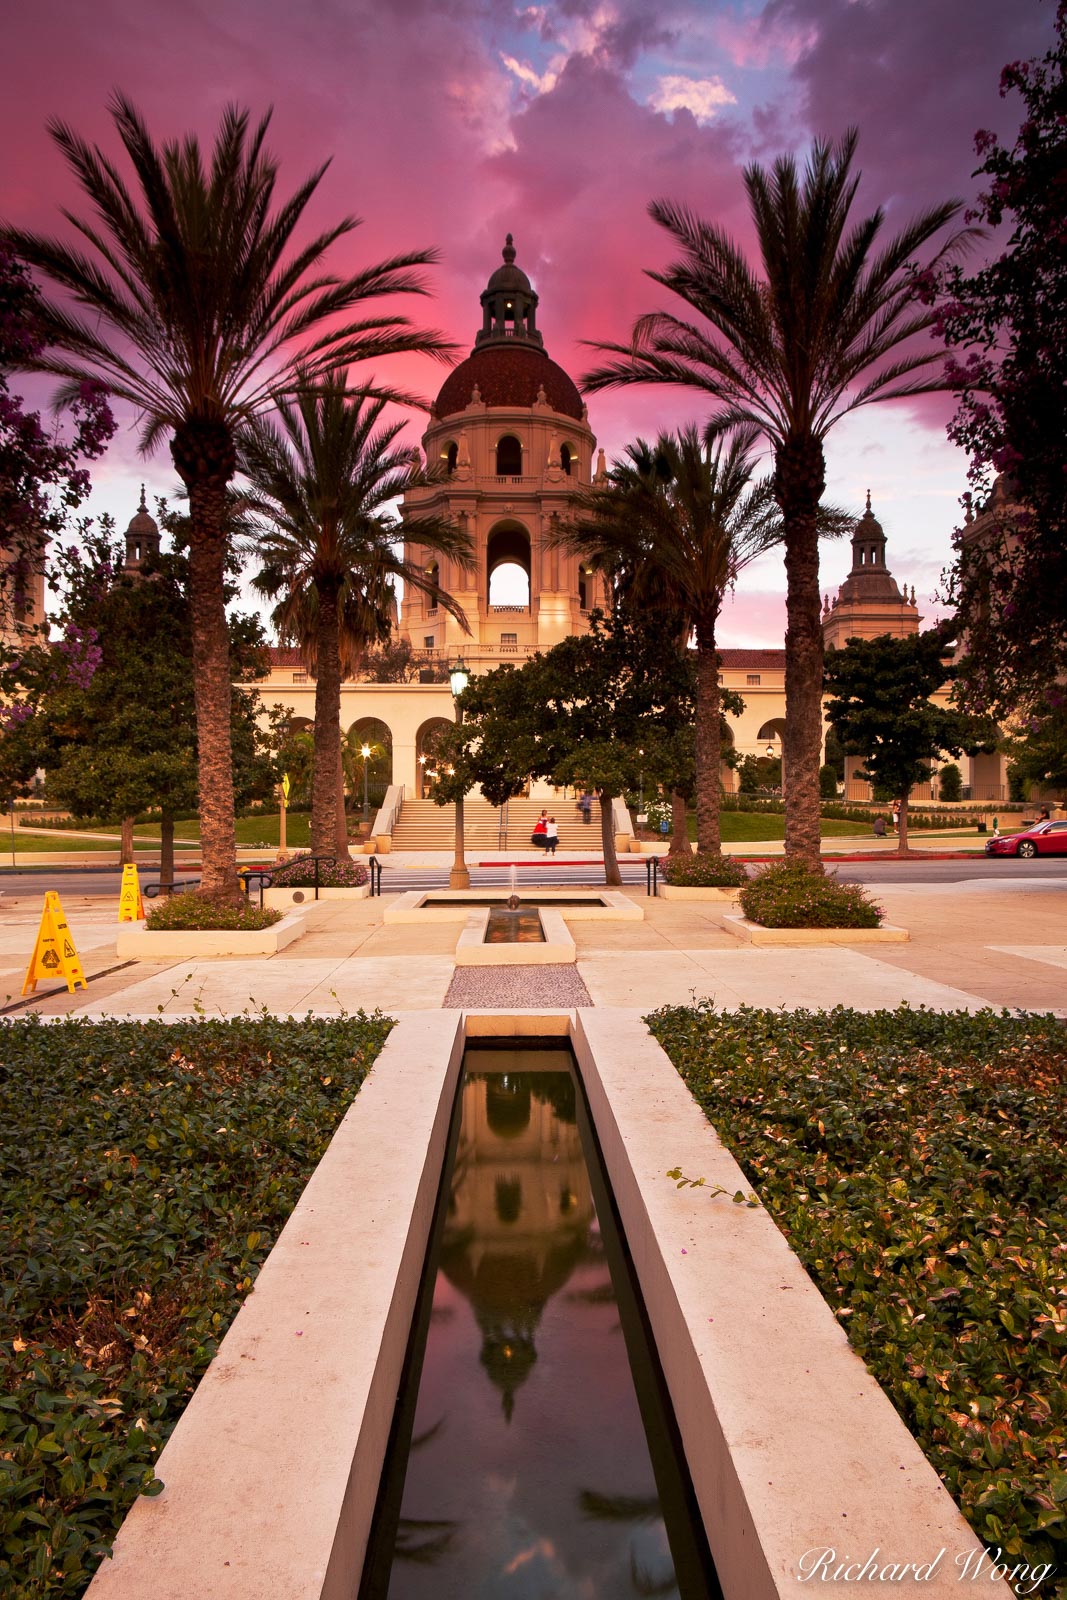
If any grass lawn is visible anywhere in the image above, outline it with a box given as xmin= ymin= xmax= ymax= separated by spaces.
xmin=693 ymin=811 xmax=870 ymax=843
xmin=648 ymin=1003 xmax=1067 ymax=1587
xmin=0 ymin=1013 xmax=393 ymax=1599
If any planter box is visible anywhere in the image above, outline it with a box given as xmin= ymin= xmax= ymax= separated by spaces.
xmin=659 ymin=884 xmax=742 ymax=901
xmin=375 ymin=835 xmax=392 ymax=853
xmin=117 ymin=911 xmax=307 ymax=960
xmin=260 ymin=884 xmax=370 ymax=910
xmin=724 ymin=912 xmax=909 ymax=946
xmin=630 ymin=839 xmax=669 ymax=854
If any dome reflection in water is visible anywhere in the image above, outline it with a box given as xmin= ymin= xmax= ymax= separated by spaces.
xmin=363 ymin=1047 xmax=718 ymax=1600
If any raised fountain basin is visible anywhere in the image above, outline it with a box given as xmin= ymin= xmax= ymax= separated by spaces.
xmin=384 ymin=889 xmax=641 ymax=923
xmin=455 ymin=905 xmax=576 ymax=965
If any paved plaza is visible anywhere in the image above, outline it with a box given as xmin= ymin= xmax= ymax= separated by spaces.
xmin=2 ymin=867 xmax=1064 ymax=1021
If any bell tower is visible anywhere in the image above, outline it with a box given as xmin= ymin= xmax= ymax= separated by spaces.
xmin=400 ymin=236 xmax=606 ymax=671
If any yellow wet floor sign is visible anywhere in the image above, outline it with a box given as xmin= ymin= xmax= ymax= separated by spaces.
xmin=23 ymin=891 xmax=87 ymax=995
xmin=118 ymin=862 xmax=145 ymax=922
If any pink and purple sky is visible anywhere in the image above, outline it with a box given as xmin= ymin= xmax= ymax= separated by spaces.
xmin=4 ymin=0 xmax=1054 ymax=643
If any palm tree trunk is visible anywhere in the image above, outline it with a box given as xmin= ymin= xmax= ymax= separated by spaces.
xmin=311 ymin=584 xmax=342 ymax=858
xmin=160 ymin=813 xmax=175 ymax=893
xmin=670 ymin=790 xmax=689 ymax=855
xmin=335 ymin=744 xmax=350 ymax=860
xmin=183 ymin=475 xmax=241 ymax=903
xmin=694 ymin=622 xmax=722 ymax=855
xmin=776 ymin=438 xmax=826 ymax=870
xmin=599 ymin=792 xmax=622 ymax=887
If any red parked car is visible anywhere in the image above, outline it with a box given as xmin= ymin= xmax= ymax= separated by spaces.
xmin=985 ymin=819 xmax=1067 ymax=858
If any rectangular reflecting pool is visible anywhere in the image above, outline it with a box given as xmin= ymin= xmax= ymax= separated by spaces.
xmin=484 ymin=906 xmax=546 ymax=943
xmin=360 ymin=1045 xmax=719 ymax=1600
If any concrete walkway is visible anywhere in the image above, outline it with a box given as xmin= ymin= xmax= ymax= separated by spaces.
xmin=2 ymin=872 xmax=1063 ymax=1021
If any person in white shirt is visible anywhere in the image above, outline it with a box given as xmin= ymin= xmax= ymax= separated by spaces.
xmin=545 ymin=816 xmax=559 ymax=855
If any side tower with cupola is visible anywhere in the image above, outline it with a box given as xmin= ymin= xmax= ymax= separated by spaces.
xmin=400 ymin=236 xmax=607 ymax=670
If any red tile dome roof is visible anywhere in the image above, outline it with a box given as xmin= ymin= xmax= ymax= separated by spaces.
xmin=434 ymin=344 xmax=584 ymax=421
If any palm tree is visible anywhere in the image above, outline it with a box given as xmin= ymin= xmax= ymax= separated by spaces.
xmin=559 ymin=424 xmax=781 ymax=855
xmin=583 ymin=131 xmax=969 ymax=865
xmin=242 ymin=375 xmax=472 ymax=857
xmin=2 ymin=96 xmax=453 ymax=900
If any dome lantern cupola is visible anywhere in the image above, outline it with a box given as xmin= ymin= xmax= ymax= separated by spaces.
xmin=476 ymin=234 xmax=543 ymax=352
xmin=123 ymin=485 xmax=161 ymax=574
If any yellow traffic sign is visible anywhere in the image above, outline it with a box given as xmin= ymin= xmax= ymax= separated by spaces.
xmin=281 ymin=772 xmax=291 ymax=803
xmin=23 ymin=891 xmax=87 ymax=994
xmin=118 ymin=862 xmax=145 ymax=922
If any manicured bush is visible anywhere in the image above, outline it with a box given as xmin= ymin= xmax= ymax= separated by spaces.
xmin=269 ymin=853 xmax=368 ymax=889
xmin=645 ymin=1003 xmax=1067 ymax=1584
xmin=739 ymin=860 xmax=882 ymax=927
xmin=939 ymin=762 xmax=964 ymax=802
xmin=145 ymin=892 xmax=282 ymax=931
xmin=819 ymin=763 xmax=840 ymax=798
xmin=0 ymin=1012 xmax=392 ymax=1599
xmin=660 ymin=851 xmax=748 ymax=888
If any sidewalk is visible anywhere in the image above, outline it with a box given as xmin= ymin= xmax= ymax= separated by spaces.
xmin=1 ymin=872 xmax=1063 ymax=1022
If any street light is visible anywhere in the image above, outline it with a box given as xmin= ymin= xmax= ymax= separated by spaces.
xmin=449 ymin=657 xmax=470 ymax=889
xmin=766 ymin=743 xmax=775 ymax=760
xmin=360 ymin=742 xmax=371 ymax=826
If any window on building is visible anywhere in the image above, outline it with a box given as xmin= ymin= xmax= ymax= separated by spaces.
xmin=444 ymin=440 xmax=458 ymax=474
xmin=293 ymin=671 xmax=307 ymax=683
xmin=747 ymin=673 xmax=761 ymax=686
xmin=496 ymin=435 xmax=522 ymax=475
xmin=423 ymin=636 xmax=435 ymax=650
xmin=500 ymin=631 xmax=518 ymax=650
xmin=560 ymin=443 xmax=573 ymax=475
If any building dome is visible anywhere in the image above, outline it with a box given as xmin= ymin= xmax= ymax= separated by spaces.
xmin=435 ymin=346 xmax=584 ymax=420
xmin=434 ymin=233 xmax=583 ymax=420
xmin=123 ymin=485 xmax=161 ymax=573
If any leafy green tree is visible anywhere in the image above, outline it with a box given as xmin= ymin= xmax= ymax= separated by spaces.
xmin=557 ymin=425 xmax=778 ymax=857
xmin=242 ymin=375 xmax=471 ymax=858
xmin=1 ymin=529 xmax=275 ymax=887
xmin=934 ymin=11 xmax=1067 ymax=710
xmin=3 ymin=97 xmax=453 ymax=901
xmin=1002 ymin=694 xmax=1067 ymax=798
xmin=583 ymin=131 xmax=968 ymax=867
xmin=823 ymin=627 xmax=991 ymax=854
xmin=433 ymin=611 xmax=695 ymax=886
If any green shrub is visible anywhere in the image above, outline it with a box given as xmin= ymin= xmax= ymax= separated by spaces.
xmin=270 ymin=853 xmax=368 ymax=889
xmin=645 ymin=1003 xmax=1067 ymax=1584
xmin=739 ymin=860 xmax=882 ymax=927
xmin=939 ymin=762 xmax=963 ymax=802
xmin=145 ymin=893 xmax=282 ymax=931
xmin=660 ymin=851 xmax=748 ymax=888
xmin=0 ymin=1012 xmax=393 ymax=1599
xmin=819 ymin=763 xmax=840 ymax=798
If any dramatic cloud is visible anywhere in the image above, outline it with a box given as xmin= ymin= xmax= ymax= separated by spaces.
xmin=647 ymin=74 xmax=738 ymax=121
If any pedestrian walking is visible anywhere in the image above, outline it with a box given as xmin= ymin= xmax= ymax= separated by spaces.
xmin=545 ymin=816 xmax=558 ymax=854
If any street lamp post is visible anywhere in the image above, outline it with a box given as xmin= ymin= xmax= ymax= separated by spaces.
xmin=360 ymin=743 xmax=371 ymax=827
xmin=449 ymin=657 xmax=470 ymax=890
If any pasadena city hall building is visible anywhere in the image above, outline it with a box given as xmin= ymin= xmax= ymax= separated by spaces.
xmin=114 ymin=238 xmax=1008 ymax=843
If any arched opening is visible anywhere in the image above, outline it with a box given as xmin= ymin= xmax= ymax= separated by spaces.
xmin=560 ymin=442 xmax=574 ymax=476
xmin=750 ymin=718 xmax=787 ymax=796
xmin=415 ymin=716 xmax=454 ymax=798
xmin=495 ymin=435 xmax=523 ymax=476
xmin=487 ymin=521 xmax=531 ymax=610
xmin=425 ymin=561 xmax=440 ymax=612
xmin=441 ymin=440 xmax=458 ymax=475
xmin=720 ymin=722 xmax=739 ymax=795
xmin=344 ymin=717 xmax=393 ymax=818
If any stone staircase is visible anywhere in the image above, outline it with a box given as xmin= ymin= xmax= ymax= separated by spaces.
xmin=388 ymin=796 xmax=604 ymax=851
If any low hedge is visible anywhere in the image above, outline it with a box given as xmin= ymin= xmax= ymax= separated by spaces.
xmin=646 ymin=1003 xmax=1067 ymax=1586
xmin=145 ymin=893 xmax=282 ymax=932
xmin=739 ymin=860 xmax=882 ymax=928
xmin=0 ymin=1012 xmax=393 ymax=1599
xmin=659 ymin=851 xmax=748 ymax=888
xmin=269 ymin=853 xmax=369 ymax=889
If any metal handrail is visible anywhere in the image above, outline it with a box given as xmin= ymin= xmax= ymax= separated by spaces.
xmin=368 ymin=856 xmax=383 ymax=897
xmin=644 ymin=856 xmax=659 ymax=898
xmin=240 ymin=870 xmax=274 ymax=909
xmin=144 ymin=877 xmax=199 ymax=899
